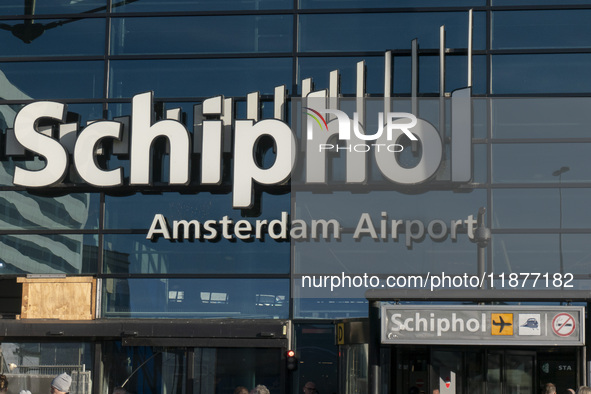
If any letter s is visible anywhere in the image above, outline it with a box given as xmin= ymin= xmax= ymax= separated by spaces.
xmin=13 ymin=101 xmax=68 ymax=187
xmin=390 ymin=313 xmax=403 ymax=331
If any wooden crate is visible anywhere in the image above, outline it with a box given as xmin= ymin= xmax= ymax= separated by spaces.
xmin=17 ymin=276 xmax=96 ymax=320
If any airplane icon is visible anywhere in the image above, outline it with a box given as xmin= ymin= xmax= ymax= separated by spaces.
xmin=492 ymin=315 xmax=513 ymax=334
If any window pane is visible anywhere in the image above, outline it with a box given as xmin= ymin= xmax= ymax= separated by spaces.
xmin=492 ymin=98 xmax=591 ymax=139
xmin=111 ymin=16 xmax=292 ymax=55
xmin=0 ymin=234 xmax=98 ymax=274
xmin=0 ymin=192 xmax=99 ymax=230
xmin=0 ymin=61 xmax=104 ymax=99
xmin=109 ymin=58 xmax=292 ymax=98
xmin=112 ymin=0 xmax=292 ymax=12
xmin=563 ymin=235 xmax=591 ymax=274
xmin=103 ymin=234 xmax=289 ymax=274
xmin=492 ymin=10 xmax=591 ymax=50
xmin=492 ymin=143 xmax=591 ymax=183
xmin=492 ymin=234 xmax=559 ymax=273
xmin=300 ymin=0 xmax=485 ymax=8
xmin=105 ymin=192 xmax=289 ymax=229
xmin=299 ymin=12 xmax=486 ymax=52
xmin=0 ymin=1 xmax=106 ymax=15
xmin=492 ymin=54 xmax=591 ymax=94
xmin=0 ymin=18 xmax=105 ymax=56
xmin=1 ymin=342 xmax=93 ymax=394
xmin=491 ymin=189 xmax=559 ymax=229
xmin=102 ymin=278 xmax=289 ymax=319
xmin=493 ymin=0 xmax=591 ymax=5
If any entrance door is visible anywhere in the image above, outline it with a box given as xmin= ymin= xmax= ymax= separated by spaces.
xmin=396 ymin=347 xmax=537 ymax=394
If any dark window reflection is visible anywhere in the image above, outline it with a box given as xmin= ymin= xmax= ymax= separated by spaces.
xmin=111 ymin=16 xmax=292 ymax=55
xmin=0 ymin=18 xmax=105 ymax=55
xmin=112 ymin=0 xmax=292 ymax=12
xmin=299 ymin=12 xmax=486 ymax=52
xmin=492 ymin=54 xmax=591 ymax=94
xmin=0 ymin=61 xmax=104 ymax=99
xmin=0 ymin=1 xmax=107 ymax=15
xmin=102 ymin=278 xmax=289 ymax=319
xmin=300 ymin=0 xmax=484 ymax=8
xmin=109 ymin=58 xmax=292 ymax=98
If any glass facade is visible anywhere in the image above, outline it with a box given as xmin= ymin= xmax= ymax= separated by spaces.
xmin=0 ymin=1 xmax=590 ymax=394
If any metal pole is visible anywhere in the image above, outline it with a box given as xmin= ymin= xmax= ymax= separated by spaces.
xmin=368 ymin=300 xmax=381 ymax=394
xmin=467 ymin=9 xmax=473 ymax=88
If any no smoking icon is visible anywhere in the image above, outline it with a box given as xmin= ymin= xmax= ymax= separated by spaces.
xmin=552 ymin=313 xmax=576 ymax=337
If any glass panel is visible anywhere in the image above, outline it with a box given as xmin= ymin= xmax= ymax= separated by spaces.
xmin=493 ymin=0 xmax=591 ymax=4
xmin=466 ymin=351 xmax=484 ymax=394
xmin=492 ymin=234 xmax=559 ymax=274
xmin=0 ymin=1 xmax=106 ymax=15
xmin=293 ymin=297 xmax=368 ymax=319
xmin=102 ymin=278 xmax=289 ymax=319
xmin=431 ymin=350 xmax=463 ymax=393
xmin=109 ymin=58 xmax=292 ymax=98
xmin=563 ymin=235 xmax=591 ymax=274
xmin=487 ymin=353 xmax=502 ymax=394
xmin=562 ymin=189 xmax=591 ymax=228
xmin=193 ymin=348 xmax=282 ymax=394
xmin=0 ymin=192 xmax=99 ymax=230
xmin=0 ymin=234 xmax=98 ymax=274
xmin=0 ymin=18 xmax=105 ymax=56
xmin=101 ymin=343 xmax=186 ymax=394
xmin=299 ymin=12 xmax=486 ymax=52
xmin=0 ymin=61 xmax=104 ymax=99
xmin=301 ymin=0 xmax=485 ymax=8
xmin=340 ymin=344 xmax=368 ymax=394
xmin=492 ymin=144 xmax=591 ymax=183
xmin=492 ymin=189 xmax=559 ymax=228
xmin=0 ymin=342 xmax=93 ymax=394
xmin=492 ymin=54 xmax=591 ymax=94
xmin=105 ymin=192 xmax=289 ymax=229
xmin=492 ymin=10 xmax=591 ymax=50
xmin=112 ymin=0 xmax=292 ymax=12
xmin=504 ymin=353 xmax=534 ymax=394
xmin=103 ymin=234 xmax=289 ymax=274
xmin=111 ymin=16 xmax=292 ymax=55
xmin=492 ymin=98 xmax=591 ymax=139
xmin=294 ymin=324 xmax=338 ymax=394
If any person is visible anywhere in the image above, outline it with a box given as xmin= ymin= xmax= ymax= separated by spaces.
xmin=545 ymin=383 xmax=557 ymax=394
xmin=566 ymin=389 xmax=576 ymax=394
xmin=250 ymin=385 xmax=270 ymax=394
xmin=433 ymin=389 xmax=440 ymax=394
xmin=50 ymin=373 xmax=72 ymax=394
xmin=303 ymin=382 xmax=317 ymax=394
xmin=234 ymin=386 xmax=249 ymax=394
xmin=20 ymin=391 xmax=32 ymax=394
xmin=113 ymin=387 xmax=128 ymax=394
xmin=0 ymin=375 xmax=7 ymax=394
xmin=577 ymin=387 xmax=591 ymax=394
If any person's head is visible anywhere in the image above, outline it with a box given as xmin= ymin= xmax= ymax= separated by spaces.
xmin=50 ymin=373 xmax=72 ymax=394
xmin=0 ymin=375 xmax=7 ymax=394
xmin=545 ymin=383 xmax=557 ymax=394
xmin=251 ymin=385 xmax=270 ymax=394
xmin=566 ymin=389 xmax=576 ymax=394
xmin=234 ymin=386 xmax=249 ymax=394
xmin=577 ymin=387 xmax=591 ymax=394
xmin=303 ymin=382 xmax=317 ymax=394
xmin=433 ymin=390 xmax=440 ymax=394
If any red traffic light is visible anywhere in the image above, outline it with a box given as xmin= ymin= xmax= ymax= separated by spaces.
xmin=286 ymin=350 xmax=298 ymax=371
xmin=287 ymin=350 xmax=295 ymax=358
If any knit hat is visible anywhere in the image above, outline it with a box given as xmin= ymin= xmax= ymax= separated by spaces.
xmin=51 ymin=373 xmax=72 ymax=393
xmin=20 ymin=390 xmax=32 ymax=394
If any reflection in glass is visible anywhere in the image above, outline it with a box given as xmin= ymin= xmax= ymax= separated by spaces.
xmin=112 ymin=0 xmax=291 ymax=12
xmin=102 ymin=278 xmax=289 ymax=319
xmin=109 ymin=58 xmax=292 ymax=98
xmin=0 ymin=61 xmax=104 ymax=99
xmin=0 ymin=18 xmax=105 ymax=55
xmin=299 ymin=12 xmax=486 ymax=52
xmin=301 ymin=0 xmax=484 ymax=8
xmin=492 ymin=144 xmax=591 ymax=183
xmin=103 ymin=234 xmax=289 ymax=274
xmin=492 ymin=234 xmax=559 ymax=274
xmin=111 ymin=16 xmax=292 ymax=55
xmin=492 ymin=54 xmax=591 ymax=94
xmin=491 ymin=98 xmax=591 ymax=139
xmin=491 ymin=189 xmax=559 ymax=228
xmin=492 ymin=10 xmax=591 ymax=50
xmin=0 ymin=1 xmax=107 ymax=15
xmin=0 ymin=234 xmax=98 ymax=274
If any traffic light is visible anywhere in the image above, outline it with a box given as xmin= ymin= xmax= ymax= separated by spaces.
xmin=286 ymin=349 xmax=298 ymax=371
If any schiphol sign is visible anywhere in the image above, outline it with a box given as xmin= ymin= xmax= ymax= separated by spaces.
xmin=5 ymin=89 xmax=472 ymax=209
xmin=382 ymin=305 xmax=585 ymax=346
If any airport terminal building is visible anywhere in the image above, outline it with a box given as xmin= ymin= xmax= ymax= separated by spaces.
xmin=0 ymin=1 xmax=590 ymax=394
